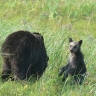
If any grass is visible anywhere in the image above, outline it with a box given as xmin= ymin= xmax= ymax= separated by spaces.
xmin=0 ymin=0 xmax=96 ymax=96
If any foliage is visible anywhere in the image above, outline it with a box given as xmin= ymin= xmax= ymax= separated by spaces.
xmin=0 ymin=0 xmax=96 ymax=96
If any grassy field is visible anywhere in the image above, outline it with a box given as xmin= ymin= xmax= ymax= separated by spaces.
xmin=0 ymin=0 xmax=96 ymax=96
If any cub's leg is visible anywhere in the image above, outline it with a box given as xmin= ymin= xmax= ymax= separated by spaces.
xmin=74 ymin=74 xmax=85 ymax=85
xmin=59 ymin=64 xmax=69 ymax=77
xmin=1 ymin=58 xmax=11 ymax=81
xmin=62 ymin=66 xmax=75 ymax=81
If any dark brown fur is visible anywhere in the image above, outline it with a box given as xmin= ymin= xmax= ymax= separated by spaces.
xmin=1 ymin=30 xmax=49 ymax=81
xmin=59 ymin=38 xmax=86 ymax=85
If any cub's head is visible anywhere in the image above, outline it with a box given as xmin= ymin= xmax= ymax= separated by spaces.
xmin=69 ymin=38 xmax=82 ymax=53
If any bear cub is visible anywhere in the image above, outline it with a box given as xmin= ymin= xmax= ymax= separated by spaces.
xmin=1 ymin=30 xmax=49 ymax=81
xmin=59 ymin=38 xmax=86 ymax=84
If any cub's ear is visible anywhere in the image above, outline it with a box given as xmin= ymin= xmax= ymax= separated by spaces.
xmin=69 ymin=38 xmax=73 ymax=42
xmin=78 ymin=40 xmax=83 ymax=46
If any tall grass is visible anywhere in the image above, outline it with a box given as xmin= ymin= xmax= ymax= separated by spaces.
xmin=0 ymin=0 xmax=96 ymax=96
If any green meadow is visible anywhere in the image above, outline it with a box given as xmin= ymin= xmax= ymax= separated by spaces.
xmin=0 ymin=0 xmax=96 ymax=96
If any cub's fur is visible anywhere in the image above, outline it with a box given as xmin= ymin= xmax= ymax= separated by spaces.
xmin=1 ymin=30 xmax=49 ymax=81
xmin=59 ymin=38 xmax=86 ymax=84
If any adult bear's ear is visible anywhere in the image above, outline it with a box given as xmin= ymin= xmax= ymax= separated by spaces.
xmin=78 ymin=40 xmax=83 ymax=46
xmin=69 ymin=38 xmax=73 ymax=43
xmin=41 ymin=35 xmax=44 ymax=41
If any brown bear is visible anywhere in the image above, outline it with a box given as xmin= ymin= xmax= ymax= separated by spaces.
xmin=59 ymin=38 xmax=86 ymax=85
xmin=1 ymin=30 xmax=49 ymax=81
